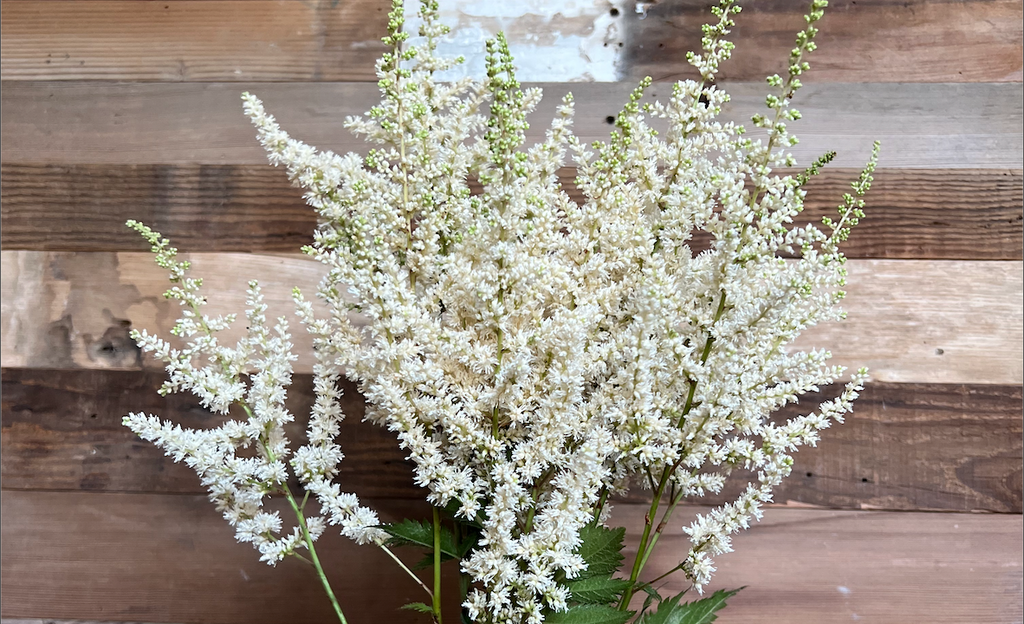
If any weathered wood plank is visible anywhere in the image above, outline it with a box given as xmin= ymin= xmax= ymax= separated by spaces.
xmin=3 ymin=368 xmax=1020 ymax=512
xmin=3 ymin=252 xmax=1020 ymax=383
xmin=0 ymin=0 xmax=391 ymax=82
xmin=2 ymin=81 xmax=1020 ymax=168
xmin=0 ymin=491 xmax=461 ymax=624
xmin=0 ymin=368 xmax=414 ymax=499
xmin=1 ymin=0 xmax=1020 ymax=83
xmin=623 ymin=0 xmax=1024 ymax=84
xmin=2 ymin=491 xmax=1020 ymax=623
xmin=3 ymin=164 xmax=1021 ymax=260
xmin=611 ymin=504 xmax=1024 ymax=623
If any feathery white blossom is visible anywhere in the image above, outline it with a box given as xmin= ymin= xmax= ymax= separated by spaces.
xmin=128 ymin=0 xmax=876 ymax=620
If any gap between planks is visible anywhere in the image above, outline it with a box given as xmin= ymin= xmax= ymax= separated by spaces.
xmin=2 ymin=164 xmax=1021 ymax=260
xmin=2 ymin=81 xmax=1021 ymax=168
xmin=1 ymin=490 xmax=1021 ymax=624
xmin=2 ymin=252 xmax=1021 ymax=384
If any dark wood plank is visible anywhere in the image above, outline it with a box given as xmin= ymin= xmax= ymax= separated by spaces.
xmin=2 ymin=491 xmax=1021 ymax=623
xmin=4 ymin=369 xmax=1020 ymax=512
xmin=652 ymin=382 xmax=1022 ymax=513
xmin=623 ymin=0 xmax=1023 ymax=83
xmin=0 ymin=163 xmax=315 ymax=253
xmin=0 ymin=368 xmax=415 ymax=499
xmin=0 ymin=491 xmax=461 ymax=624
xmin=1 ymin=0 xmax=1020 ymax=83
xmin=3 ymin=81 xmax=1020 ymax=168
xmin=3 ymin=165 xmax=1021 ymax=260
xmin=0 ymin=0 xmax=391 ymax=82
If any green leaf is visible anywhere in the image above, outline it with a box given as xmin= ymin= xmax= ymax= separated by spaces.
xmin=545 ymin=605 xmax=634 ymax=624
xmin=637 ymin=588 xmax=742 ymax=624
xmin=411 ymin=552 xmax=438 ymax=571
xmin=457 ymin=529 xmax=479 ymax=559
xmin=567 ymin=575 xmax=633 ymax=604
xmin=673 ymin=588 xmax=742 ymax=624
xmin=640 ymin=584 xmax=663 ymax=615
xmin=380 ymin=518 xmax=459 ymax=558
xmin=400 ymin=602 xmax=434 ymax=614
xmin=576 ymin=523 xmax=626 ymax=579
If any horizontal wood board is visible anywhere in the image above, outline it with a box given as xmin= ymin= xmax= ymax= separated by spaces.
xmin=3 ymin=368 xmax=1020 ymax=513
xmin=1 ymin=0 xmax=1020 ymax=83
xmin=3 ymin=252 xmax=1020 ymax=384
xmin=2 ymin=81 xmax=1021 ymax=168
xmin=1 ymin=490 xmax=1020 ymax=623
xmin=3 ymin=164 xmax=1021 ymax=260
xmin=0 ymin=491 xmax=462 ymax=624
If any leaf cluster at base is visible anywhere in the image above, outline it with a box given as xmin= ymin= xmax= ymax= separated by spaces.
xmin=546 ymin=523 xmax=741 ymax=624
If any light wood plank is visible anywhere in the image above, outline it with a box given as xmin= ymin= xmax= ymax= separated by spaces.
xmin=791 ymin=259 xmax=1023 ymax=385
xmin=2 ymin=252 xmax=1021 ymax=383
xmin=1 ymin=0 xmax=1020 ymax=83
xmin=0 ymin=0 xmax=391 ymax=82
xmin=2 ymin=82 xmax=1020 ymax=168
xmin=1 ymin=491 xmax=1020 ymax=623
xmin=4 ymin=368 xmax=1020 ymax=512
xmin=610 ymin=504 xmax=1024 ymax=624
xmin=3 ymin=164 xmax=1021 ymax=260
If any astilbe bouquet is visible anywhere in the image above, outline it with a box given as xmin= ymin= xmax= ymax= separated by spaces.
xmin=124 ymin=0 xmax=878 ymax=622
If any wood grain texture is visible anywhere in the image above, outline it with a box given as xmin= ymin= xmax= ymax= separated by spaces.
xmin=3 ymin=251 xmax=1020 ymax=383
xmin=610 ymin=504 xmax=1024 ymax=624
xmin=623 ymin=0 xmax=1023 ymax=83
xmin=0 ymin=0 xmax=391 ymax=82
xmin=0 ymin=491 xmax=462 ymax=624
xmin=2 ymin=81 xmax=1020 ymax=168
xmin=1 ymin=368 xmax=414 ymax=499
xmin=3 ymin=164 xmax=1021 ymax=260
xmin=2 ymin=490 xmax=1021 ymax=623
xmin=3 ymin=368 xmax=1020 ymax=512
xmin=1 ymin=0 xmax=1020 ymax=83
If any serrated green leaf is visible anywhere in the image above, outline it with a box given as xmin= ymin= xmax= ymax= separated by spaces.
xmin=411 ymin=552 xmax=438 ymax=571
xmin=567 ymin=575 xmax=633 ymax=604
xmin=638 ymin=587 xmax=742 ymax=624
xmin=637 ymin=591 xmax=685 ymax=624
xmin=400 ymin=602 xmax=434 ymax=614
xmin=672 ymin=588 xmax=742 ymax=624
xmin=640 ymin=583 xmax=663 ymax=615
xmin=545 ymin=604 xmax=634 ymax=624
xmin=380 ymin=518 xmax=459 ymax=558
xmin=381 ymin=519 xmax=433 ymax=548
xmin=577 ymin=523 xmax=626 ymax=579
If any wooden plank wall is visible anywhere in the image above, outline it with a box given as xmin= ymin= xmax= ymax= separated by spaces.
xmin=2 ymin=1 xmax=1022 ymax=623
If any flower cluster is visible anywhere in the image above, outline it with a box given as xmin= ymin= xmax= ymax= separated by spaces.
xmin=126 ymin=0 xmax=877 ymax=621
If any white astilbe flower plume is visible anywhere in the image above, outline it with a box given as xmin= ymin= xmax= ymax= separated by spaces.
xmin=123 ymin=222 xmax=386 ymax=565
xmin=127 ymin=0 xmax=878 ymax=620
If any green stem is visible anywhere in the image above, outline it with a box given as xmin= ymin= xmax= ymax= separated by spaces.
xmin=621 ymin=290 xmax=727 ymax=611
xmin=284 ymin=487 xmax=347 ymax=624
xmin=593 ymin=486 xmax=610 ymax=522
xmin=246 ymin=410 xmax=345 ymax=624
xmin=634 ymin=493 xmax=685 ymax=580
xmin=618 ymin=471 xmax=670 ymax=610
xmin=639 ymin=562 xmax=684 ymax=591
xmin=432 ymin=505 xmax=444 ymax=624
